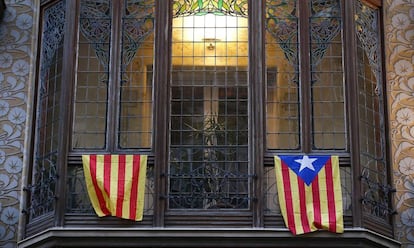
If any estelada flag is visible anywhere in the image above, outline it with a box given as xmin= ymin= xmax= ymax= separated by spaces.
xmin=274 ymin=155 xmax=343 ymax=235
xmin=82 ymin=154 xmax=147 ymax=221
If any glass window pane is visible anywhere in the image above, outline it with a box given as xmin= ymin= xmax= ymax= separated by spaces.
xmin=169 ymin=0 xmax=249 ymax=209
xmin=31 ymin=0 xmax=66 ymax=220
xmin=72 ymin=0 xmax=111 ymax=149
xmin=265 ymin=0 xmax=300 ymax=150
xmin=355 ymin=0 xmax=390 ymax=222
xmin=310 ymin=0 xmax=346 ymax=150
xmin=119 ymin=0 xmax=155 ymax=148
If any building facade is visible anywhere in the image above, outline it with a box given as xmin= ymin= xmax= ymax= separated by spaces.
xmin=0 ymin=0 xmax=413 ymax=247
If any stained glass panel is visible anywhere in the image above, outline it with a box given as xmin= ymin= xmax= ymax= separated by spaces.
xmin=73 ymin=0 xmax=111 ymax=149
xmin=29 ymin=0 xmax=66 ymax=220
xmin=265 ymin=0 xmax=300 ymax=150
xmin=310 ymin=0 xmax=346 ymax=149
xmin=119 ymin=0 xmax=154 ymax=148
xmin=355 ymin=0 xmax=392 ymax=222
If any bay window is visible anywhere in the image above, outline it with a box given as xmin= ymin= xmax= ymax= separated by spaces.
xmin=22 ymin=0 xmax=396 ymax=246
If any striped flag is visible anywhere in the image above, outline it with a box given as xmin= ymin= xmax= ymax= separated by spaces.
xmin=274 ymin=155 xmax=343 ymax=235
xmin=82 ymin=154 xmax=147 ymax=221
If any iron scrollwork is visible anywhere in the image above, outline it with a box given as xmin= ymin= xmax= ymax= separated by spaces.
xmin=24 ymin=153 xmax=58 ymax=220
xmin=360 ymin=168 xmax=397 ymax=218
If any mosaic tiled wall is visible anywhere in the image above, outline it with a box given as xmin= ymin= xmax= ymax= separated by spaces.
xmin=0 ymin=0 xmax=32 ymax=247
xmin=385 ymin=0 xmax=414 ymax=247
xmin=0 ymin=0 xmax=413 ymax=247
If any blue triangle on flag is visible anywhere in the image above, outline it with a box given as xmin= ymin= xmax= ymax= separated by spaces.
xmin=278 ymin=155 xmax=331 ymax=186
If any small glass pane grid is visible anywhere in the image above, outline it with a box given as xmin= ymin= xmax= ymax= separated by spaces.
xmin=355 ymin=1 xmax=391 ymax=221
xmin=265 ymin=0 xmax=300 ymax=150
xmin=119 ymin=0 xmax=154 ymax=149
xmin=169 ymin=1 xmax=249 ymax=209
xmin=30 ymin=1 xmax=66 ymax=220
xmin=72 ymin=0 xmax=111 ymax=149
xmin=310 ymin=0 xmax=346 ymax=150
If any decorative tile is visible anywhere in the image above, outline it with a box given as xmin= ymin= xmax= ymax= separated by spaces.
xmin=385 ymin=1 xmax=414 ymax=247
xmin=0 ymin=0 xmax=32 ymax=247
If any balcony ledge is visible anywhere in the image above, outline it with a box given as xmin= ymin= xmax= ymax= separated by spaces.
xmin=19 ymin=227 xmax=400 ymax=248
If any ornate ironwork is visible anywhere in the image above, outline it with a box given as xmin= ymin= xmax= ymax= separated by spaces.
xmin=360 ymin=168 xmax=397 ymax=218
xmin=310 ymin=0 xmax=341 ymax=69
xmin=24 ymin=153 xmax=58 ymax=220
xmin=355 ymin=0 xmax=393 ymax=221
xmin=169 ymin=112 xmax=250 ymax=209
xmin=168 ymin=67 xmax=250 ymax=209
xmin=355 ymin=0 xmax=381 ymax=94
xmin=169 ymin=147 xmax=250 ymax=209
xmin=173 ymin=0 xmax=248 ymax=17
xmin=39 ymin=0 xmax=66 ymax=90
xmin=25 ymin=0 xmax=66 ymax=221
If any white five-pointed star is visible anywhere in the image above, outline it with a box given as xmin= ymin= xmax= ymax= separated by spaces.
xmin=295 ymin=155 xmax=317 ymax=172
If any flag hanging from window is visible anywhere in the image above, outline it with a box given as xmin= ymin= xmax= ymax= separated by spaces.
xmin=82 ymin=154 xmax=147 ymax=221
xmin=274 ymin=155 xmax=343 ymax=235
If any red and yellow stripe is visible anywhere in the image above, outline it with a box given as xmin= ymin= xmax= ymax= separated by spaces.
xmin=274 ymin=155 xmax=343 ymax=235
xmin=82 ymin=154 xmax=147 ymax=221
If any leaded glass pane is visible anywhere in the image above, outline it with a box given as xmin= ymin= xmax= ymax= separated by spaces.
xmin=29 ymin=0 xmax=66 ymax=220
xmin=265 ymin=0 xmax=300 ymax=150
xmin=119 ymin=0 xmax=154 ymax=148
xmin=169 ymin=1 xmax=249 ymax=209
xmin=73 ymin=0 xmax=111 ymax=149
xmin=355 ymin=0 xmax=392 ymax=222
xmin=310 ymin=0 xmax=346 ymax=149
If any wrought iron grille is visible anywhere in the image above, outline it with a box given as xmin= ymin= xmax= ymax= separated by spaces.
xmin=27 ymin=0 xmax=66 ymax=220
xmin=169 ymin=68 xmax=250 ymax=209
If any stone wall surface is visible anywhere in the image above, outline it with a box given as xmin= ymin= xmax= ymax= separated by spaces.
xmin=0 ymin=0 xmax=413 ymax=247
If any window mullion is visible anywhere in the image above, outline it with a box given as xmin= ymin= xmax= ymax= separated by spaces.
xmin=153 ymin=0 xmax=172 ymax=227
xmin=55 ymin=0 xmax=78 ymax=226
xmin=298 ymin=1 xmax=312 ymax=153
xmin=343 ymin=0 xmax=362 ymax=227
xmin=249 ymin=0 xmax=265 ymax=227
xmin=107 ymin=0 xmax=123 ymax=151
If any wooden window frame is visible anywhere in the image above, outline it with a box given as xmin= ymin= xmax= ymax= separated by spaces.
xmin=23 ymin=0 xmax=393 ymax=241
